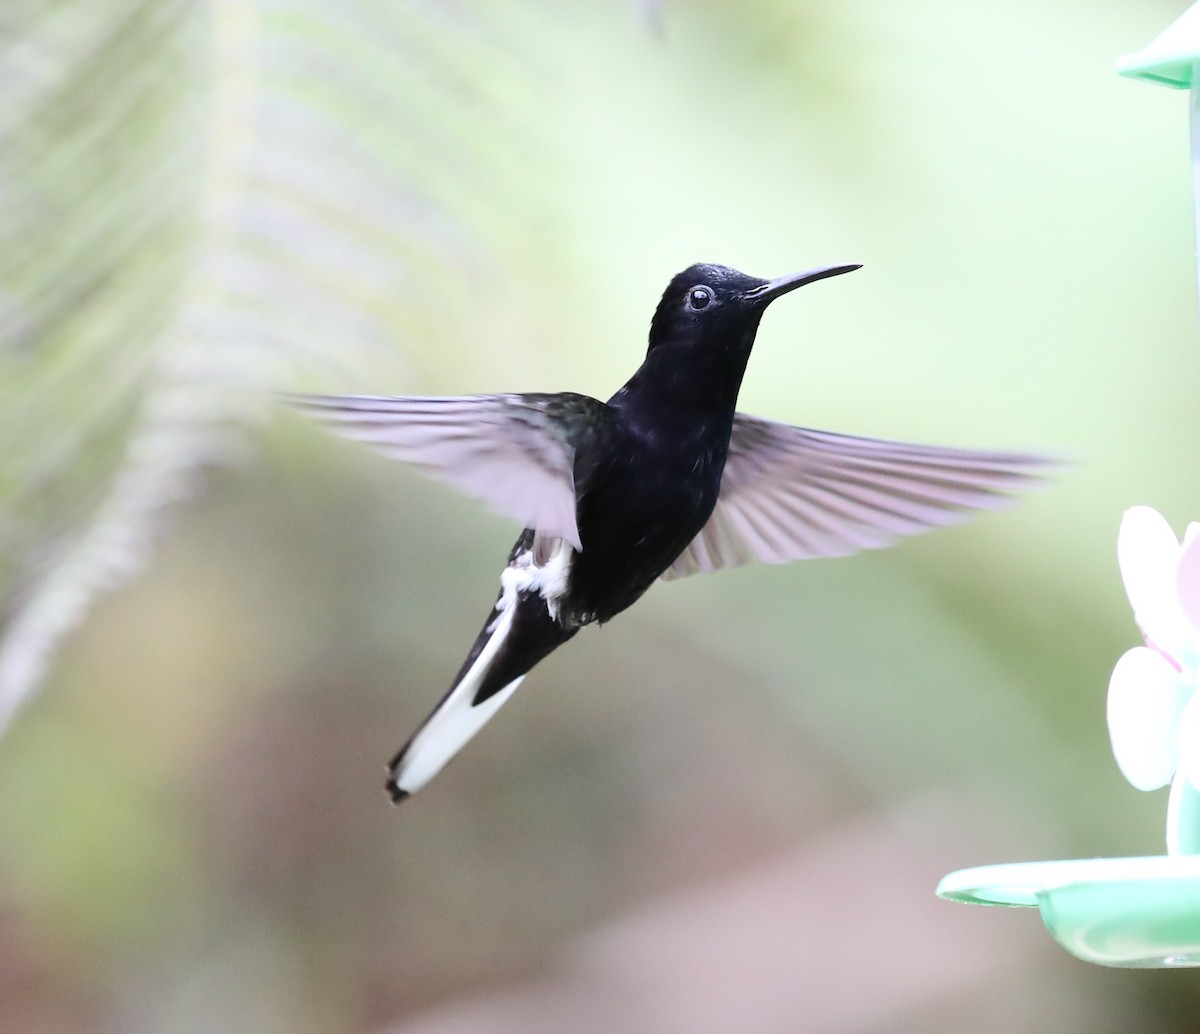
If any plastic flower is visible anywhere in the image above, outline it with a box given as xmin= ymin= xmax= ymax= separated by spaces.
xmin=1107 ymin=506 xmax=1200 ymax=853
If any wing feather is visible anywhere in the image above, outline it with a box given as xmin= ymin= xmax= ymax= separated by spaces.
xmin=285 ymin=393 xmax=589 ymax=549
xmin=664 ymin=413 xmax=1055 ymax=580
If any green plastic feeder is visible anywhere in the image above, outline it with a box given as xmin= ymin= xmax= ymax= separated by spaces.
xmin=939 ymin=765 xmax=1200 ymax=967
xmin=936 ymin=5 xmax=1200 ymax=970
xmin=938 ymin=856 xmax=1200 ymax=968
xmin=1116 ymin=5 xmax=1200 ymax=87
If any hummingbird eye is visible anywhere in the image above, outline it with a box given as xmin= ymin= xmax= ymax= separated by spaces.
xmin=687 ymin=286 xmax=713 ymax=310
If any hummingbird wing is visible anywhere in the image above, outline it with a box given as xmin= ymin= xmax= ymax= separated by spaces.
xmin=663 ymin=413 xmax=1054 ymax=580
xmin=285 ymin=393 xmax=590 ymax=550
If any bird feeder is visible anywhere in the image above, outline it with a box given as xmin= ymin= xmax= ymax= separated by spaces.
xmin=935 ymin=5 xmax=1200 ymax=968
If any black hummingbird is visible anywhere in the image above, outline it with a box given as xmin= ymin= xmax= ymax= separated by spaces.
xmin=289 ymin=262 xmax=1049 ymax=801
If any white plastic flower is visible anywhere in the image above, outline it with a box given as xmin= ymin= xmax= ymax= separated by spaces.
xmin=1108 ymin=506 xmax=1200 ymax=853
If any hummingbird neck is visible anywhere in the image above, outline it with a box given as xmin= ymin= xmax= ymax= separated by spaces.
xmin=610 ymin=334 xmax=753 ymax=436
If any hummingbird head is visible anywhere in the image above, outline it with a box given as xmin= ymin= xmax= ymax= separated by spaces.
xmin=647 ymin=261 xmax=861 ymax=355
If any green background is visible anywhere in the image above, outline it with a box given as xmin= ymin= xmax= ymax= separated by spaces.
xmin=3 ymin=1 xmax=1200 ymax=1030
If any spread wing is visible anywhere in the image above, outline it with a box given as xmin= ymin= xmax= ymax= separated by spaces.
xmin=285 ymin=393 xmax=590 ymax=550
xmin=663 ymin=413 xmax=1055 ymax=580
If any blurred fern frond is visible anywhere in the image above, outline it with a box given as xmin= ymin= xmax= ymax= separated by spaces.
xmin=0 ymin=0 xmax=537 ymax=730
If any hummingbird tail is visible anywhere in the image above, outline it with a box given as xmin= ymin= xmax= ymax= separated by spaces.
xmin=386 ymin=593 xmax=576 ymax=801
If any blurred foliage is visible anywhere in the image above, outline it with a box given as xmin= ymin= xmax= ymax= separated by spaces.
xmin=0 ymin=0 xmax=540 ymax=721
xmin=3 ymin=0 xmax=1200 ymax=1031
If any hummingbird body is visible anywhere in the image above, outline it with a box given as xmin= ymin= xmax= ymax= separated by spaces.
xmin=289 ymin=262 xmax=1051 ymax=801
xmin=567 ymin=417 xmax=723 ymax=623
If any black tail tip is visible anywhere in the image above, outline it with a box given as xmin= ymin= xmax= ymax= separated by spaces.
xmin=385 ymin=776 xmax=410 ymax=805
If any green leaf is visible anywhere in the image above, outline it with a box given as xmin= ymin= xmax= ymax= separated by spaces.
xmin=0 ymin=0 xmax=539 ymax=729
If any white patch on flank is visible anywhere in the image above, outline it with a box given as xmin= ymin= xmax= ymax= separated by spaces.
xmin=393 ymin=538 xmax=577 ymax=795
xmin=496 ymin=537 xmax=574 ymax=623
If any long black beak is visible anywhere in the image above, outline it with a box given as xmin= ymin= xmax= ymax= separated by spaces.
xmin=748 ymin=263 xmax=862 ymax=305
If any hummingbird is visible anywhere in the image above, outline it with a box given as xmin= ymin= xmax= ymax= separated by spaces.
xmin=288 ymin=262 xmax=1049 ymax=801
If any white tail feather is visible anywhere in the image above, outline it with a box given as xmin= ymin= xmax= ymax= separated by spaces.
xmin=390 ymin=604 xmax=525 ymax=795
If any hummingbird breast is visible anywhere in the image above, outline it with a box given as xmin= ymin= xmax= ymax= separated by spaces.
xmin=563 ymin=424 xmax=730 ymax=625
